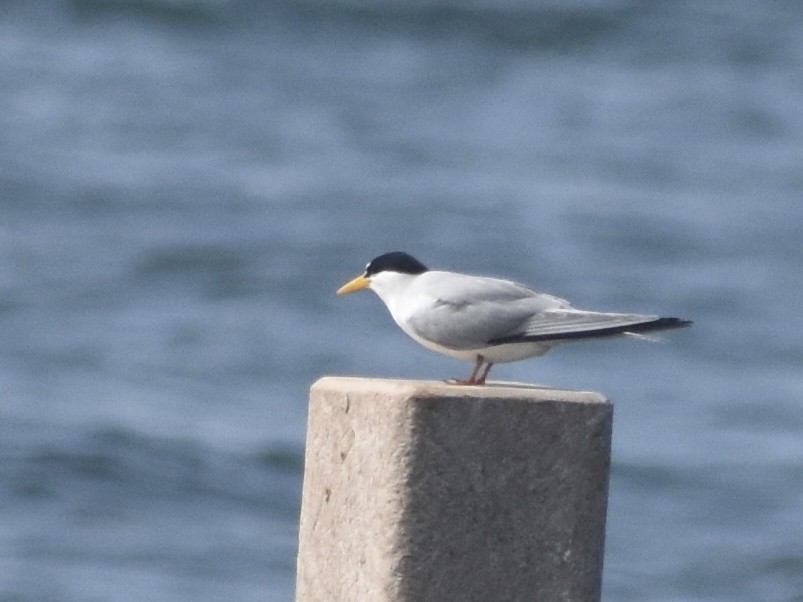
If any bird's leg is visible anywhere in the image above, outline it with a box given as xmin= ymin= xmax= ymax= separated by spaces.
xmin=450 ymin=355 xmax=485 ymax=385
xmin=467 ymin=356 xmax=484 ymax=384
xmin=475 ymin=362 xmax=494 ymax=385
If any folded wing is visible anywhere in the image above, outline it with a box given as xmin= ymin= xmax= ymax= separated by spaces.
xmin=405 ymin=270 xmax=691 ymax=350
xmin=406 ymin=272 xmax=570 ymax=350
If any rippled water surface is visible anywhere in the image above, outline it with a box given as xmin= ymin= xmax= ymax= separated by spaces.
xmin=2 ymin=1 xmax=802 ymax=600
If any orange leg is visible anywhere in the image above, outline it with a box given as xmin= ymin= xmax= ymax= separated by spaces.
xmin=451 ymin=355 xmax=488 ymax=385
xmin=475 ymin=362 xmax=494 ymax=385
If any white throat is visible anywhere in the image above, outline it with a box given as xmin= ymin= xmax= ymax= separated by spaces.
xmin=367 ymin=271 xmax=420 ymax=321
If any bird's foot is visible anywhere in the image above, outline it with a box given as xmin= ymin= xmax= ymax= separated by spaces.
xmin=444 ymin=377 xmax=485 ymax=386
xmin=446 ymin=356 xmax=493 ymax=385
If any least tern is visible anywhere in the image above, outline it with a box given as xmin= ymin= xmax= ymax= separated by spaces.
xmin=337 ymin=252 xmax=692 ymax=385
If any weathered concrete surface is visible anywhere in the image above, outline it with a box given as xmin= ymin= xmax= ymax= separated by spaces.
xmin=296 ymin=377 xmax=612 ymax=602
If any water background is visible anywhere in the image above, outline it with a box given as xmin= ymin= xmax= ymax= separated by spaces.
xmin=2 ymin=1 xmax=802 ymax=600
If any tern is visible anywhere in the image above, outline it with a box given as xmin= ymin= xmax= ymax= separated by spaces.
xmin=337 ymin=251 xmax=692 ymax=385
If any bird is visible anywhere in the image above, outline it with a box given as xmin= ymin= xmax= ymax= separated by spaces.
xmin=336 ymin=251 xmax=692 ymax=385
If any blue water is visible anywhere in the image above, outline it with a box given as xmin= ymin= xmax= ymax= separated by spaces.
xmin=2 ymin=1 xmax=802 ymax=600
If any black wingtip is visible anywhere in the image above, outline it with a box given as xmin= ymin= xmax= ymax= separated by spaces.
xmin=596 ymin=316 xmax=692 ymax=339
xmin=648 ymin=317 xmax=693 ymax=330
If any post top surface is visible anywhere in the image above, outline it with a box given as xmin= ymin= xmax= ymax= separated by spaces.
xmin=313 ymin=376 xmax=609 ymax=405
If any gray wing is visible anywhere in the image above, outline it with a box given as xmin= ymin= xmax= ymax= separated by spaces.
xmin=405 ymin=271 xmax=572 ymax=350
xmin=404 ymin=271 xmax=690 ymax=348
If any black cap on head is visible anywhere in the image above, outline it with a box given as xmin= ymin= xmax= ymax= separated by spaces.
xmin=365 ymin=252 xmax=428 ymax=276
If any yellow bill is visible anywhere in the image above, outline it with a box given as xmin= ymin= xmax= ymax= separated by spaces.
xmin=336 ymin=274 xmax=370 ymax=295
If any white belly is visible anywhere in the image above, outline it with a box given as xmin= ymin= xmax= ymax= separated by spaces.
xmin=400 ymin=325 xmax=556 ymax=364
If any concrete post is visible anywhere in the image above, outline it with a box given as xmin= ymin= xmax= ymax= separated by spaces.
xmin=296 ymin=377 xmax=612 ymax=602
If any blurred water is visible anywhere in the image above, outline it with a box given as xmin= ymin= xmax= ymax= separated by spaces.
xmin=1 ymin=1 xmax=802 ymax=600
